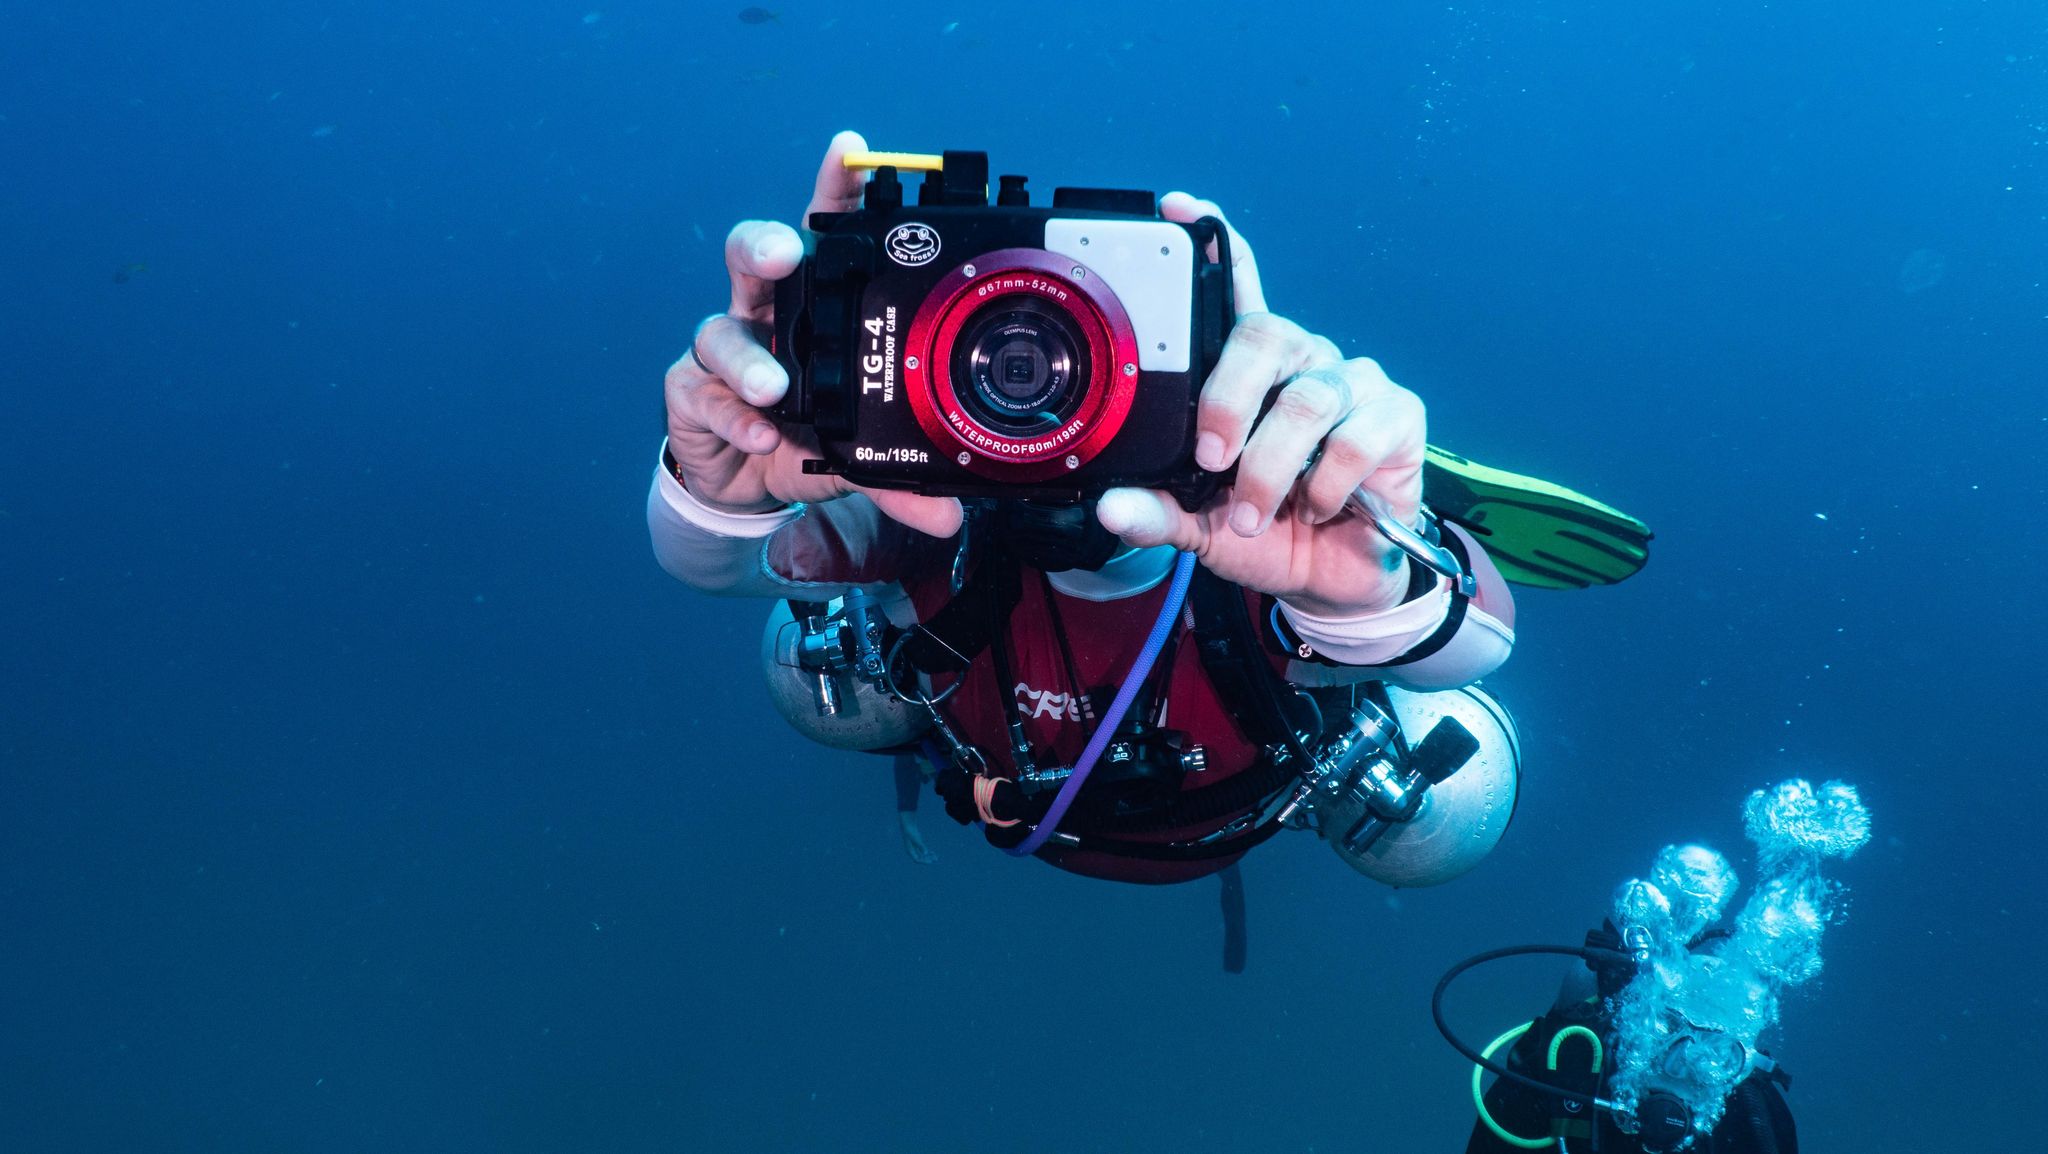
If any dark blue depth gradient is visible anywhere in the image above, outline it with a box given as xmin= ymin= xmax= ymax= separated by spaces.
xmin=3 ymin=1 xmax=2042 ymax=1151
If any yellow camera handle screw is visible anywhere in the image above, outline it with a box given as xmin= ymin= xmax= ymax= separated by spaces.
xmin=843 ymin=150 xmax=945 ymax=173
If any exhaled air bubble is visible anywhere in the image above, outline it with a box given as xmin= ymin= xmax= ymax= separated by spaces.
xmin=1608 ymin=779 xmax=1871 ymax=1146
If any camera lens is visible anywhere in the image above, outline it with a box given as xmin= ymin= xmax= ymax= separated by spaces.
xmin=953 ymin=298 xmax=1090 ymax=433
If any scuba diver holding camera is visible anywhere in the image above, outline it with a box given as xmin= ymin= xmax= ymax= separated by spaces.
xmin=647 ymin=129 xmax=1650 ymax=889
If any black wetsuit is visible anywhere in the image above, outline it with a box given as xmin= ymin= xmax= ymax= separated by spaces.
xmin=1464 ymin=968 xmax=1798 ymax=1154
xmin=1466 ymin=1057 xmax=1796 ymax=1153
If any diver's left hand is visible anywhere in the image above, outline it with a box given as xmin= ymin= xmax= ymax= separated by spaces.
xmin=1095 ymin=194 xmax=1422 ymax=619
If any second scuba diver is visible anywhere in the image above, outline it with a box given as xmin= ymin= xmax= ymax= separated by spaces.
xmin=1446 ymin=778 xmax=1869 ymax=1153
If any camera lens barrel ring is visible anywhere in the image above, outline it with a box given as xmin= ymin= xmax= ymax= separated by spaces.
xmin=902 ymin=248 xmax=1141 ymax=483
xmin=954 ymin=297 xmax=1086 ymax=430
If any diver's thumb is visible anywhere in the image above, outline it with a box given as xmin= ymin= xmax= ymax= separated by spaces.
xmin=861 ymin=487 xmax=964 ymax=539
xmin=1096 ymin=487 xmax=1203 ymax=553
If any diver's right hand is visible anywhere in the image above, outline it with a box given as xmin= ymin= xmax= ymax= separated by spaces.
xmin=663 ymin=131 xmax=963 ymax=540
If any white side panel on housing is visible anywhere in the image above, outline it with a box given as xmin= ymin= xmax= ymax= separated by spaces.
xmin=1042 ymin=218 xmax=1195 ymax=374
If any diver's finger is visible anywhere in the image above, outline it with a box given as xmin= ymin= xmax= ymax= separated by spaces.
xmin=1331 ymin=359 xmax=1426 ymax=527
xmin=693 ymin=312 xmax=788 ymax=407
xmin=1349 ymin=457 xmax=1426 ymax=532
xmin=675 ymin=374 xmax=782 ymax=457
xmin=664 ymin=350 xmax=778 ymax=460
xmin=803 ymin=130 xmax=872 ymax=221
xmin=1161 ymin=191 xmax=1267 ymax=315
xmin=1192 ymin=312 xmax=1327 ymax=471
xmin=725 ymin=220 xmax=804 ymax=322
xmin=1231 ymin=366 xmax=1356 ymax=537
xmin=1096 ymin=487 xmax=1211 ymax=554
xmin=852 ymin=485 xmax=964 ymax=539
xmin=1299 ymin=389 xmax=1421 ymax=525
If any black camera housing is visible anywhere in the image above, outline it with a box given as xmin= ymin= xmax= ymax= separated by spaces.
xmin=771 ymin=150 xmax=1234 ymax=509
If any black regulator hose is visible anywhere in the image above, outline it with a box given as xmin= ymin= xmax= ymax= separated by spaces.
xmin=1431 ymin=943 xmax=1638 ymax=1110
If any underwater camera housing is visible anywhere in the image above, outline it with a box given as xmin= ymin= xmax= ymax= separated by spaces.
xmin=771 ymin=150 xmax=1235 ymax=508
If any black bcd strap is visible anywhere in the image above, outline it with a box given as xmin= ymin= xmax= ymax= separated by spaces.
xmin=1187 ymin=566 xmax=1318 ymax=764
xmin=892 ymin=549 xmax=1023 ymax=678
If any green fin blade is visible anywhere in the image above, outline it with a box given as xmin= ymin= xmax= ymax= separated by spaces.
xmin=1422 ymin=444 xmax=1653 ymax=590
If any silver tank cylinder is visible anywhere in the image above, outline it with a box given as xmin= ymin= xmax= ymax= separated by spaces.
xmin=759 ymin=599 xmax=932 ymax=752
xmin=1320 ymin=685 xmax=1520 ymax=888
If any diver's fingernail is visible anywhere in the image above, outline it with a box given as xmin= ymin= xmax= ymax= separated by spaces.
xmin=747 ymin=422 xmax=777 ymax=450
xmin=1094 ymin=490 xmax=1137 ymax=536
xmin=1230 ymin=501 xmax=1260 ymax=536
xmin=750 ymin=231 xmax=796 ymax=266
xmin=1194 ymin=432 xmax=1224 ymax=471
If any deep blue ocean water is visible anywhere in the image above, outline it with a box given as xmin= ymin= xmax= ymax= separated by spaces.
xmin=3 ymin=2 xmax=2043 ymax=1151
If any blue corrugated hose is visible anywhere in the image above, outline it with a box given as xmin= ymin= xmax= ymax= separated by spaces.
xmin=1007 ymin=550 xmax=1198 ymax=857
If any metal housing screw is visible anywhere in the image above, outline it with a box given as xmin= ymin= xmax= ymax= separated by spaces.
xmin=1122 ymin=363 xmax=1138 ymax=377
xmin=1064 ymin=455 xmax=1081 ymax=470
xmin=905 ymin=355 xmax=919 ymax=369
xmin=956 ymin=452 xmax=972 ymax=466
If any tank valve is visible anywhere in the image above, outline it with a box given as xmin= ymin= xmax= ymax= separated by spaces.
xmin=1273 ymin=687 xmax=1517 ymax=888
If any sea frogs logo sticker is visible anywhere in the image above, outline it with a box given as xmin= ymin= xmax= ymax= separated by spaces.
xmin=884 ymin=223 xmax=940 ymax=267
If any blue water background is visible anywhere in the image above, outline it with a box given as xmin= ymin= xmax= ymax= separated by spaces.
xmin=3 ymin=1 xmax=2042 ymax=1150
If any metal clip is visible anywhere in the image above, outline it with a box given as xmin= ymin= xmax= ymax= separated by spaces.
xmin=1353 ymin=491 xmax=1478 ymax=598
xmin=922 ymin=704 xmax=987 ymax=776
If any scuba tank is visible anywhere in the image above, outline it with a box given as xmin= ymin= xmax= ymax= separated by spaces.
xmin=758 ymin=591 xmax=931 ymax=752
xmin=1285 ymin=684 xmax=1521 ymax=888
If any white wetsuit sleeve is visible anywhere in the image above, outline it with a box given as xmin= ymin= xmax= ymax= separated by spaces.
xmin=646 ymin=442 xmax=938 ymax=602
xmin=1275 ymin=521 xmax=1516 ymax=691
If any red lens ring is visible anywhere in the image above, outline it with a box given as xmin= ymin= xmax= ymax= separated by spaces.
xmin=901 ymin=249 xmax=1140 ymax=483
